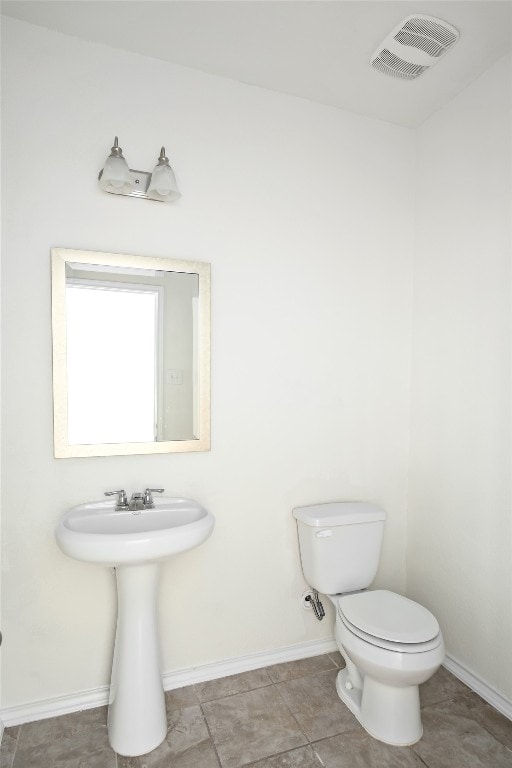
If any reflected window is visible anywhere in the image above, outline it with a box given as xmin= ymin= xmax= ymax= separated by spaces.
xmin=66 ymin=280 xmax=162 ymax=444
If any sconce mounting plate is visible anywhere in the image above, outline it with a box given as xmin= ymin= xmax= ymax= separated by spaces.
xmin=97 ymin=168 xmax=157 ymax=200
xmin=127 ymin=169 xmax=151 ymax=198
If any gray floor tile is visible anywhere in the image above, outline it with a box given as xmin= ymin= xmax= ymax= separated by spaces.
xmin=313 ymin=730 xmax=426 ymax=768
xmin=165 ymin=684 xmax=199 ymax=709
xmin=419 ymin=665 xmax=470 ymax=708
xmin=119 ymin=739 xmax=220 ymax=768
xmin=429 ymin=692 xmax=512 ymax=751
xmin=248 ymin=745 xmax=322 ymax=767
xmin=165 ymin=704 xmax=210 ymax=755
xmin=12 ymin=737 xmax=117 ymax=768
xmin=10 ymin=708 xmax=113 ymax=767
xmin=15 ymin=707 xmax=109 ymax=750
xmin=118 ymin=705 xmax=219 ymax=768
xmin=1 ymin=727 xmax=19 ymax=768
xmin=202 ymin=685 xmax=307 ymax=768
xmin=266 ymin=655 xmax=337 ymax=684
xmin=414 ymin=696 xmax=512 ymax=768
xmin=276 ymin=669 xmax=360 ymax=742
xmin=121 ymin=739 xmax=220 ymax=768
xmin=4 ymin=657 xmax=511 ymax=768
xmin=163 ymin=738 xmax=220 ymax=768
xmin=194 ymin=668 xmax=272 ymax=702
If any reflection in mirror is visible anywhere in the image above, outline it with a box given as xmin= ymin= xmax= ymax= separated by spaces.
xmin=52 ymin=249 xmax=210 ymax=457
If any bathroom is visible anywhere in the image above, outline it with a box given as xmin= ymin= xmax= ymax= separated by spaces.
xmin=1 ymin=1 xmax=511 ymax=766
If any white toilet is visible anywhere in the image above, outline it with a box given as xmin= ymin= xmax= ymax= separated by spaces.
xmin=293 ymin=502 xmax=444 ymax=746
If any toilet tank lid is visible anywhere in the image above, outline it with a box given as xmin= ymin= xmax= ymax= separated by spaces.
xmin=293 ymin=502 xmax=386 ymax=527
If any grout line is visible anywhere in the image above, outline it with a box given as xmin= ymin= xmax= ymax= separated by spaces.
xmin=196 ymin=660 xmax=340 ymax=767
xmin=241 ymin=744 xmax=325 ymax=768
xmin=271 ymin=676 xmax=312 ymax=747
xmin=192 ymin=672 xmax=275 ymax=706
xmin=198 ymin=700 xmax=223 ymax=768
xmin=473 ymin=718 xmax=512 ymax=751
xmin=410 ymin=751 xmax=430 ymax=768
xmin=420 ymin=690 xmax=472 ymax=711
xmin=419 ymin=689 xmax=512 ymax=752
xmin=10 ymin=723 xmax=22 ymax=768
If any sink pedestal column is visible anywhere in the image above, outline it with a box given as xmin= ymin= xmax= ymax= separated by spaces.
xmin=108 ymin=563 xmax=167 ymax=756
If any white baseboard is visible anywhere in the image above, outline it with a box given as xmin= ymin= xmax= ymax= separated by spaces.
xmin=0 ymin=717 xmax=4 ymax=743
xmin=4 ymin=642 xmax=508 ymax=732
xmin=443 ymin=654 xmax=512 ymax=721
xmin=0 ymin=684 xmax=110 ymax=728
xmin=162 ymin=636 xmax=337 ymax=690
xmin=0 ymin=637 xmax=337 ymax=728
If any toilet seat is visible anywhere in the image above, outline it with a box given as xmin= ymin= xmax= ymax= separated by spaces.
xmin=336 ymin=590 xmax=441 ymax=654
xmin=338 ymin=611 xmax=442 ymax=653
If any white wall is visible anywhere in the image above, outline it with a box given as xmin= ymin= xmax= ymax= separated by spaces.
xmin=408 ymin=53 xmax=512 ymax=700
xmin=1 ymin=18 xmax=414 ymax=708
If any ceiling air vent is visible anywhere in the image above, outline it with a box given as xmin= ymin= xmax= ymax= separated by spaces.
xmin=370 ymin=14 xmax=459 ymax=80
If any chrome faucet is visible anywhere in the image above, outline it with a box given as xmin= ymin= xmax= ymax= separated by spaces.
xmin=104 ymin=489 xmax=129 ymax=511
xmin=129 ymin=489 xmax=164 ymax=513
xmin=129 ymin=492 xmax=145 ymax=512
xmin=142 ymin=488 xmax=164 ymax=509
xmin=105 ymin=488 xmax=164 ymax=514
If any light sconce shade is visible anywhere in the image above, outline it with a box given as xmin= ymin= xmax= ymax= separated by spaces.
xmin=98 ymin=137 xmax=134 ymax=195
xmin=98 ymin=137 xmax=181 ymax=203
xmin=147 ymin=148 xmax=181 ymax=202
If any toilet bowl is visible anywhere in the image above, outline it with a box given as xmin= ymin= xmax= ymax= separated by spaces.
xmin=330 ymin=590 xmax=445 ymax=745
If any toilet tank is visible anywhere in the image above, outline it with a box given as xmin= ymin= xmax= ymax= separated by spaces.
xmin=293 ymin=502 xmax=386 ymax=594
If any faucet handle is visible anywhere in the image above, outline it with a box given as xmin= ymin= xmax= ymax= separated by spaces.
xmin=143 ymin=488 xmax=164 ymax=507
xmin=105 ymin=489 xmax=129 ymax=509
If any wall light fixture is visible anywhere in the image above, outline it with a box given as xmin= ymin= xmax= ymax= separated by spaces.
xmin=98 ymin=137 xmax=181 ymax=202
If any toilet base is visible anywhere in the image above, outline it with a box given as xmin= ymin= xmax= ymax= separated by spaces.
xmin=336 ymin=668 xmax=423 ymax=746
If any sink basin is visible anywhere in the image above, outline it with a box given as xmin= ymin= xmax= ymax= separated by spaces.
xmin=56 ymin=497 xmax=214 ymax=566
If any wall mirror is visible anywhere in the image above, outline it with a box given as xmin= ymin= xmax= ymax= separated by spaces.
xmin=51 ymin=248 xmax=210 ymax=457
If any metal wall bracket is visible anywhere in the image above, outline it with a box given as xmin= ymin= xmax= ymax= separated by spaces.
xmin=98 ymin=168 xmax=158 ymax=200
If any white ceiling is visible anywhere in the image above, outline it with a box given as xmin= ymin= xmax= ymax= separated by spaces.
xmin=2 ymin=1 xmax=511 ymax=127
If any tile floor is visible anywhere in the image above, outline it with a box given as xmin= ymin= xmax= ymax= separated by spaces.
xmin=2 ymin=653 xmax=512 ymax=768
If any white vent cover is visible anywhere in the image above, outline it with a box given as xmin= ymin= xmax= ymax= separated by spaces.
xmin=370 ymin=14 xmax=459 ymax=80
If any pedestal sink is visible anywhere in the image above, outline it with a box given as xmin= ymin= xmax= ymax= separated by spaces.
xmin=55 ymin=497 xmax=215 ymax=757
